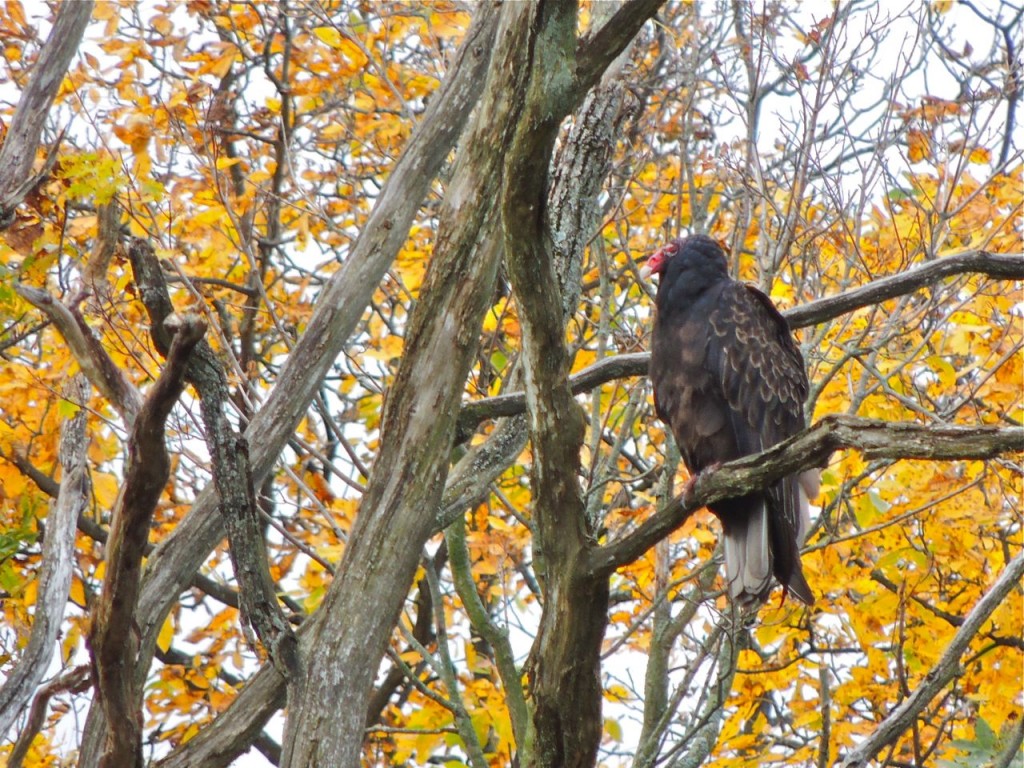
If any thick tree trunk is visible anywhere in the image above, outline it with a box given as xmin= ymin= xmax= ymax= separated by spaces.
xmin=498 ymin=1 xmax=660 ymax=764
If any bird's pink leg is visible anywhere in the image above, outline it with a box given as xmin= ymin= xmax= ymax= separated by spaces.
xmin=682 ymin=462 xmax=722 ymax=499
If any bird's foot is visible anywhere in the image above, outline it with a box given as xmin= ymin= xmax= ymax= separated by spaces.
xmin=682 ymin=462 xmax=722 ymax=498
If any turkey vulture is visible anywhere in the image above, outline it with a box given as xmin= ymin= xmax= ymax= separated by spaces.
xmin=643 ymin=235 xmax=818 ymax=606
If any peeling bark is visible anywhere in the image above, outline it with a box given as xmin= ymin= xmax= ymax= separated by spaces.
xmin=497 ymin=1 xmax=661 ymax=763
xmin=279 ymin=3 xmax=518 ymax=761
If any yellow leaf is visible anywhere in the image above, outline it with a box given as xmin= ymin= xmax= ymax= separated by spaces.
xmin=968 ymin=147 xmax=991 ymax=164
xmin=69 ymin=577 xmax=87 ymax=607
xmin=156 ymin=614 xmax=174 ymax=652
xmin=6 ymin=0 xmax=25 ymax=28
xmin=92 ymin=472 xmax=120 ymax=510
xmin=208 ymin=47 xmax=236 ymax=79
xmin=907 ymin=129 xmax=931 ymax=163
xmin=23 ymin=578 xmax=37 ymax=607
xmin=605 ymin=717 xmax=623 ymax=742
xmin=311 ymin=26 xmax=368 ymax=68
xmin=605 ymin=683 xmax=631 ymax=702
xmin=152 ymin=14 xmax=173 ymax=37
xmin=312 ymin=26 xmax=342 ymax=48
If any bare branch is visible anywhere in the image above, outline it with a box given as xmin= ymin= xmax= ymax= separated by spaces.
xmin=575 ymin=0 xmax=663 ymax=96
xmin=126 ymin=2 xmax=502 ymax=684
xmin=127 ymin=238 xmax=300 ymax=686
xmin=457 ymin=251 xmax=1024 ymax=434
xmin=784 ymin=250 xmax=1024 ymax=329
xmin=500 ymin=2 xmax=613 ymax=763
xmin=87 ymin=316 xmax=206 ymax=768
xmin=280 ymin=6 xmax=513 ymax=762
xmin=8 ymin=666 xmax=91 ymax=768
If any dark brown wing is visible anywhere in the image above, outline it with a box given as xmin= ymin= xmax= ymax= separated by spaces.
xmin=706 ymin=283 xmax=808 ymax=451
xmin=705 ymin=282 xmax=811 ymax=600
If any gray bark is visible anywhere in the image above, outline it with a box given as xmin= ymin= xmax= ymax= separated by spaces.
xmin=278 ymin=2 xmax=525 ymax=761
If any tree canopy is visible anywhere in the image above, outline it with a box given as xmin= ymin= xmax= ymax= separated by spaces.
xmin=0 ymin=2 xmax=1021 ymax=767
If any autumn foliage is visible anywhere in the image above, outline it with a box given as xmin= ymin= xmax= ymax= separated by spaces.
xmin=0 ymin=2 xmax=1021 ymax=767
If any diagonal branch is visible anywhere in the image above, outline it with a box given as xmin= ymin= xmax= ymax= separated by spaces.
xmin=784 ymin=250 xmax=1024 ymax=329
xmin=838 ymin=550 xmax=1024 ymax=768
xmin=14 ymin=285 xmax=143 ymax=425
xmin=127 ymin=239 xmax=300 ymax=686
xmin=128 ymin=0 xmax=500 ymax=656
xmin=87 ymin=315 xmax=206 ymax=768
xmin=574 ymin=0 xmax=663 ymax=96
xmin=587 ymin=415 xmax=1024 ymax=577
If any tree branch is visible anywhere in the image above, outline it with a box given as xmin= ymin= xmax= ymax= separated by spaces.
xmin=127 ymin=238 xmax=300 ymax=688
xmin=87 ymin=315 xmax=205 ymax=768
xmin=784 ymin=250 xmax=1024 ymax=329
xmin=72 ymin=12 xmax=504 ymax=764
xmin=574 ymin=0 xmax=663 ymax=96
xmin=8 ymin=665 xmax=91 ymax=768
xmin=280 ymin=5 xmax=510 ymax=762
xmin=457 ymin=251 xmax=1024 ymax=435
xmin=118 ymin=3 xmax=501 ymax=703
xmin=0 ymin=376 xmax=89 ymax=736
xmin=0 ymin=1 xmax=93 ymax=227
xmin=839 ymin=550 xmax=1024 ymax=768
xmin=500 ymin=2 xmax=615 ymax=764
xmin=588 ymin=415 xmax=1024 ymax=577
xmin=14 ymin=285 xmax=143 ymax=426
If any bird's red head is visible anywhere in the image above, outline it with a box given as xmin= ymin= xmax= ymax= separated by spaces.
xmin=639 ymin=241 xmax=680 ymax=279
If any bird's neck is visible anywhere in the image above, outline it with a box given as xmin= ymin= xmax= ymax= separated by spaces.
xmin=656 ymin=270 xmax=725 ymax=318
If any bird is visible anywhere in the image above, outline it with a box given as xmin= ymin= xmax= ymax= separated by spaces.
xmin=642 ymin=234 xmax=819 ymax=607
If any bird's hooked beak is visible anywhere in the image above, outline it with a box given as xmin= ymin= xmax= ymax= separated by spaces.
xmin=639 ymin=245 xmax=670 ymax=279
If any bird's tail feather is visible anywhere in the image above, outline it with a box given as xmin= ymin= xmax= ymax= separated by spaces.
xmin=723 ymin=501 xmax=772 ymax=607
